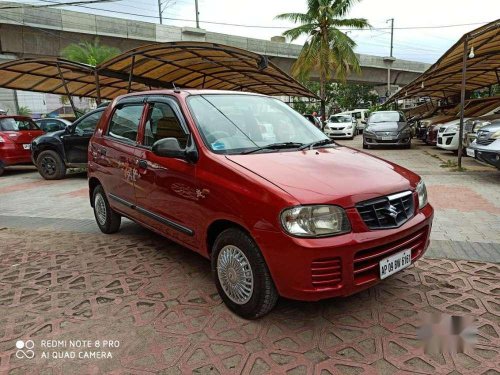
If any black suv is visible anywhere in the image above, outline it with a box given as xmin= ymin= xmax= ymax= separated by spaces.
xmin=32 ymin=107 xmax=105 ymax=179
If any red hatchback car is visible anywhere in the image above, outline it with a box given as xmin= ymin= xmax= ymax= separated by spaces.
xmin=88 ymin=90 xmax=433 ymax=319
xmin=0 ymin=115 xmax=44 ymax=176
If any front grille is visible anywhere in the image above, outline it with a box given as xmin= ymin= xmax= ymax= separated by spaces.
xmin=353 ymin=226 xmax=429 ymax=285
xmin=376 ymin=131 xmax=398 ymax=136
xmin=477 ymin=138 xmax=495 ymax=146
xmin=438 ymin=137 xmax=443 ymax=144
xmin=446 ymin=137 xmax=453 ymax=145
xmin=332 ymin=127 xmax=344 ymax=130
xmin=356 ymin=191 xmax=414 ymax=230
xmin=311 ymin=257 xmax=342 ymax=289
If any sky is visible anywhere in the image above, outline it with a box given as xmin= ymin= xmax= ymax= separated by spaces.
xmin=4 ymin=0 xmax=500 ymax=63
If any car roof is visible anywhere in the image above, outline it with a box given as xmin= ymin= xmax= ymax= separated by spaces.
xmin=113 ymin=89 xmax=266 ymax=103
xmin=0 ymin=115 xmax=33 ymax=120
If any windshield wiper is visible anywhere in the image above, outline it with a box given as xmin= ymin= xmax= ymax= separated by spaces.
xmin=298 ymin=138 xmax=334 ymax=150
xmin=241 ymin=142 xmax=304 ymax=154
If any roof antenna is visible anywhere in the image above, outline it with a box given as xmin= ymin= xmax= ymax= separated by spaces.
xmin=172 ymin=82 xmax=180 ymax=93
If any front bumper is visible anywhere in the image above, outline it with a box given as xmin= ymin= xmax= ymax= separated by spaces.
xmin=436 ymin=132 xmax=458 ymax=150
xmin=254 ymin=203 xmax=434 ymax=301
xmin=363 ymin=133 xmax=411 ymax=146
xmin=324 ymin=127 xmax=354 ymax=138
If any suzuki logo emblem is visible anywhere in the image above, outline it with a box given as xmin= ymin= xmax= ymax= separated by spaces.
xmin=386 ymin=204 xmax=399 ymax=219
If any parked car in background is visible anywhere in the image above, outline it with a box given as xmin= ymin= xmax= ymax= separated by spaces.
xmin=88 ymin=90 xmax=433 ymax=319
xmin=465 ymin=114 xmax=500 ymax=147
xmin=437 ymin=108 xmax=500 ymax=152
xmin=303 ymin=114 xmax=322 ymax=129
xmin=0 ymin=115 xmax=43 ymax=176
xmin=467 ymin=121 xmax=500 ymax=169
xmin=337 ymin=109 xmax=369 ymax=133
xmin=323 ymin=114 xmax=357 ymax=139
xmin=363 ymin=111 xmax=411 ymax=149
xmin=35 ymin=118 xmax=72 ymax=133
xmin=31 ymin=107 xmax=105 ymax=179
xmin=0 ymin=109 xmax=6 ymax=115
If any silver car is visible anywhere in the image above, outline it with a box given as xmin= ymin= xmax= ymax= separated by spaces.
xmin=467 ymin=120 xmax=500 ymax=169
xmin=363 ymin=111 xmax=412 ymax=149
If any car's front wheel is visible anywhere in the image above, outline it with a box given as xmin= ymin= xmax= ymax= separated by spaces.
xmin=37 ymin=150 xmax=66 ymax=180
xmin=212 ymin=228 xmax=278 ymax=319
xmin=0 ymin=163 xmax=4 ymax=176
xmin=92 ymin=185 xmax=121 ymax=234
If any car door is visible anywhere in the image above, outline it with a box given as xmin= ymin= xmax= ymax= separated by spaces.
xmin=134 ymin=97 xmax=201 ymax=249
xmin=97 ymin=100 xmax=147 ymax=219
xmin=63 ymin=109 xmax=104 ymax=164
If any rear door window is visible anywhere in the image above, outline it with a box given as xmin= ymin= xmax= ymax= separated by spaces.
xmin=108 ymin=105 xmax=144 ymax=143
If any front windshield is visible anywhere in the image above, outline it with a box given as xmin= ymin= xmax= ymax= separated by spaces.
xmin=0 ymin=118 xmax=39 ymax=131
xmin=187 ymin=94 xmax=328 ymax=154
xmin=329 ymin=115 xmax=352 ymax=123
xmin=369 ymin=112 xmax=405 ymax=123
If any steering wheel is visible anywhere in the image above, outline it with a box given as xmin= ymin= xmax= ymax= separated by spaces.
xmin=208 ymin=130 xmax=231 ymax=143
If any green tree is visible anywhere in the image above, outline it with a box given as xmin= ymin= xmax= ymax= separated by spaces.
xmin=331 ymin=82 xmax=379 ymax=111
xmin=61 ymin=38 xmax=120 ymax=66
xmin=276 ymin=0 xmax=370 ymax=121
xmin=17 ymin=106 xmax=32 ymax=116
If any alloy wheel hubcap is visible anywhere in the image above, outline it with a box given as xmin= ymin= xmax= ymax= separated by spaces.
xmin=217 ymin=245 xmax=254 ymax=305
xmin=94 ymin=193 xmax=107 ymax=225
xmin=41 ymin=157 xmax=56 ymax=175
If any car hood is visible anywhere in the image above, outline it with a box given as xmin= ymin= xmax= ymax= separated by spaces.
xmin=33 ymin=129 xmax=65 ymax=143
xmin=225 ymin=146 xmax=418 ymax=207
xmin=367 ymin=122 xmax=407 ymax=132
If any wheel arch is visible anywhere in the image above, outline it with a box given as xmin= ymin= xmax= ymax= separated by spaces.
xmin=88 ymin=177 xmax=102 ymax=207
xmin=206 ymin=219 xmax=252 ymax=257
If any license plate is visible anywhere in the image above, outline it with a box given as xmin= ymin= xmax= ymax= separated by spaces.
xmin=466 ymin=148 xmax=475 ymax=158
xmin=23 ymin=144 xmax=31 ymax=150
xmin=381 ymin=136 xmax=393 ymax=141
xmin=379 ymin=249 xmax=411 ymax=280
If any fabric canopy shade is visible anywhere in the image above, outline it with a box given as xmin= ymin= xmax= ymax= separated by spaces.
xmin=388 ymin=19 xmax=500 ymax=102
xmin=0 ymin=42 xmax=318 ymax=100
xmin=0 ymin=58 xmax=149 ymax=100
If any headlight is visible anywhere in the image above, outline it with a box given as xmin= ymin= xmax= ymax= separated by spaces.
xmin=491 ymin=130 xmax=500 ymax=139
xmin=346 ymin=125 xmax=352 ymax=129
xmin=447 ymin=125 xmax=458 ymax=132
xmin=416 ymin=180 xmax=428 ymax=209
xmin=281 ymin=205 xmax=351 ymax=237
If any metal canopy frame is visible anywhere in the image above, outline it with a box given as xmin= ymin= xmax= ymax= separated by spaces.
xmin=387 ymin=19 xmax=500 ymax=102
xmin=0 ymin=42 xmax=318 ymax=102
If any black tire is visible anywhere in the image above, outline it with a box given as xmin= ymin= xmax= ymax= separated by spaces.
xmin=404 ymin=142 xmax=412 ymax=149
xmin=363 ymin=143 xmax=368 ymax=149
xmin=92 ymin=185 xmax=121 ymax=234
xmin=0 ymin=162 xmax=4 ymax=176
xmin=37 ymin=150 xmax=66 ymax=180
xmin=211 ymin=228 xmax=278 ymax=319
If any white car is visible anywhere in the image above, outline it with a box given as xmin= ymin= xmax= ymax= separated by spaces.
xmin=323 ymin=114 xmax=357 ymax=139
xmin=437 ymin=105 xmax=500 ymax=151
xmin=436 ymin=118 xmax=469 ymax=151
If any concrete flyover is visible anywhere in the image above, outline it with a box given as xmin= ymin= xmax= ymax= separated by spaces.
xmin=0 ymin=4 xmax=430 ymax=88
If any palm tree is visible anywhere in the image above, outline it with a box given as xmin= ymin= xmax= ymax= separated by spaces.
xmin=17 ymin=106 xmax=32 ymax=116
xmin=276 ymin=0 xmax=370 ymax=121
xmin=61 ymin=38 xmax=120 ymax=66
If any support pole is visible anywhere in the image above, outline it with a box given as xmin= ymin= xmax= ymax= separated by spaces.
xmin=457 ymin=37 xmax=469 ymax=170
xmin=57 ymin=63 xmax=78 ymax=117
xmin=158 ymin=0 xmax=162 ymax=24
xmin=195 ymin=0 xmax=200 ymax=28
xmin=94 ymin=70 xmax=101 ymax=105
xmin=127 ymin=56 xmax=136 ymax=93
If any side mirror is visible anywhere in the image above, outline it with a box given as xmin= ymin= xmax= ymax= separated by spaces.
xmin=152 ymin=136 xmax=199 ymax=163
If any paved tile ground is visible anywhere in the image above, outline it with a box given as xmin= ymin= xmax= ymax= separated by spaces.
xmin=0 ymin=136 xmax=499 ymax=374
xmin=0 ymin=228 xmax=499 ymax=375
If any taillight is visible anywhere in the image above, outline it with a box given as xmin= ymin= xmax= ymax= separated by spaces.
xmin=0 ymin=135 xmax=4 ymax=143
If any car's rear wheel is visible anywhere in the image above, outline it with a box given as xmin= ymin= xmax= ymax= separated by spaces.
xmin=0 ymin=162 xmax=4 ymax=176
xmin=37 ymin=150 xmax=66 ymax=180
xmin=212 ymin=228 xmax=278 ymax=319
xmin=92 ymin=185 xmax=121 ymax=234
